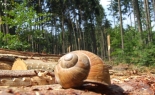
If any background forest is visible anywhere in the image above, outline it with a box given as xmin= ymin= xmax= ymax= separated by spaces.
xmin=0 ymin=0 xmax=155 ymax=66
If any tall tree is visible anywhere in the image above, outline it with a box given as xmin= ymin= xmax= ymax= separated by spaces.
xmin=153 ymin=0 xmax=155 ymax=22
xmin=1 ymin=0 xmax=108 ymax=55
xmin=118 ymin=0 xmax=124 ymax=50
xmin=144 ymin=0 xmax=151 ymax=43
xmin=133 ymin=0 xmax=143 ymax=42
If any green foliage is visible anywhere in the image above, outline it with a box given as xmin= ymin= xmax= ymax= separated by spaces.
xmin=1 ymin=0 xmax=155 ymax=67
xmin=0 ymin=32 xmax=30 ymax=50
xmin=136 ymin=44 xmax=155 ymax=66
xmin=2 ymin=0 xmax=50 ymax=33
xmin=109 ymin=26 xmax=155 ymax=66
xmin=1 ymin=0 xmax=53 ymax=52
xmin=2 ymin=0 xmax=36 ymax=32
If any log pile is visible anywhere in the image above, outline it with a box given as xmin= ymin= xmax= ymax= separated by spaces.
xmin=0 ymin=48 xmax=61 ymax=70
xmin=0 ymin=49 xmax=155 ymax=95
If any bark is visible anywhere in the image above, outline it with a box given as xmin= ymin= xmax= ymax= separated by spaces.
xmin=71 ymin=20 xmax=77 ymax=50
xmin=0 ymin=70 xmax=55 ymax=86
xmin=31 ymin=35 xmax=34 ymax=52
xmin=100 ymin=29 xmax=104 ymax=59
xmin=144 ymin=0 xmax=151 ymax=43
xmin=131 ymin=0 xmax=136 ymax=29
xmin=118 ymin=0 xmax=124 ymax=50
xmin=100 ymin=27 xmax=108 ymax=60
xmin=78 ymin=6 xmax=84 ymax=50
xmin=90 ymin=25 xmax=97 ymax=54
xmin=104 ymin=31 xmax=108 ymax=58
xmin=76 ymin=20 xmax=81 ymax=50
xmin=0 ymin=15 xmax=1 ymax=32
xmin=153 ymin=0 xmax=155 ymax=21
xmin=61 ymin=16 xmax=65 ymax=54
xmin=128 ymin=7 xmax=132 ymax=26
xmin=0 ymin=48 xmax=62 ymax=59
xmin=111 ymin=0 xmax=116 ymax=26
xmin=82 ymin=31 xmax=85 ymax=50
xmin=133 ymin=0 xmax=143 ymax=33
xmin=0 ymin=48 xmax=61 ymax=70
xmin=133 ymin=0 xmax=143 ymax=44
xmin=4 ymin=0 xmax=9 ymax=34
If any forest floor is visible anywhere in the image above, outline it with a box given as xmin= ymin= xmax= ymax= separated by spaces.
xmin=0 ymin=49 xmax=155 ymax=95
xmin=109 ymin=63 xmax=155 ymax=95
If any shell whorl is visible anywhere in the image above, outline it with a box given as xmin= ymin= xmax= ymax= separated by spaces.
xmin=54 ymin=51 xmax=90 ymax=88
xmin=54 ymin=50 xmax=111 ymax=89
xmin=60 ymin=53 xmax=78 ymax=68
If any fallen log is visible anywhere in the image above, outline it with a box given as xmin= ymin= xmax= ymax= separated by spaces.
xmin=0 ymin=48 xmax=62 ymax=70
xmin=0 ymin=48 xmax=63 ymax=57
xmin=11 ymin=58 xmax=57 ymax=71
xmin=0 ymin=70 xmax=55 ymax=86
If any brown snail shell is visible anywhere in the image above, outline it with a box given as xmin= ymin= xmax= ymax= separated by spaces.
xmin=54 ymin=50 xmax=111 ymax=88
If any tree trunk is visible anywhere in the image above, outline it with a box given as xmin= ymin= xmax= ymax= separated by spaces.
xmin=153 ymin=0 xmax=155 ymax=22
xmin=131 ymin=0 xmax=136 ymax=29
xmin=118 ymin=0 xmax=124 ymax=50
xmin=71 ymin=20 xmax=77 ymax=50
xmin=76 ymin=20 xmax=81 ymax=50
xmin=90 ymin=24 xmax=97 ymax=54
xmin=78 ymin=6 xmax=83 ymax=50
xmin=128 ymin=7 xmax=133 ymax=26
xmin=0 ymin=2 xmax=1 ymax=32
xmin=133 ymin=0 xmax=143 ymax=33
xmin=61 ymin=16 xmax=65 ymax=54
xmin=4 ymin=0 xmax=9 ymax=34
xmin=144 ymin=0 xmax=151 ymax=43
xmin=0 ymin=12 xmax=1 ymax=32
xmin=82 ymin=31 xmax=85 ymax=50
xmin=133 ymin=0 xmax=143 ymax=44
xmin=100 ymin=29 xmax=105 ymax=59
xmin=111 ymin=0 xmax=116 ymax=26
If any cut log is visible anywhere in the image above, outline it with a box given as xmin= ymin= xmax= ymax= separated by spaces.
xmin=0 ymin=61 xmax=12 ymax=70
xmin=0 ymin=70 xmax=55 ymax=86
xmin=0 ymin=48 xmax=62 ymax=60
xmin=0 ymin=55 xmax=15 ymax=70
xmin=24 ymin=59 xmax=57 ymax=71
xmin=11 ymin=58 xmax=57 ymax=71
xmin=0 ymin=48 xmax=61 ymax=70
xmin=11 ymin=58 xmax=27 ymax=70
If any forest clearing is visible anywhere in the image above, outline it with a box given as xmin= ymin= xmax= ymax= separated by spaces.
xmin=0 ymin=48 xmax=155 ymax=95
xmin=1 ymin=0 xmax=155 ymax=94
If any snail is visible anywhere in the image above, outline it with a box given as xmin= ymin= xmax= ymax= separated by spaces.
xmin=54 ymin=50 xmax=111 ymax=88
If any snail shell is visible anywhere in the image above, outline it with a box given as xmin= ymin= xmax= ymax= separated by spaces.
xmin=54 ymin=50 xmax=111 ymax=88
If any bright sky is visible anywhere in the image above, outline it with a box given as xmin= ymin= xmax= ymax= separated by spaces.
xmin=99 ymin=0 xmax=111 ymax=16
xmin=100 ymin=0 xmax=111 ymax=8
xmin=99 ymin=0 xmax=133 ymax=28
xmin=100 ymin=0 xmax=117 ymax=27
xmin=100 ymin=0 xmax=155 ymax=30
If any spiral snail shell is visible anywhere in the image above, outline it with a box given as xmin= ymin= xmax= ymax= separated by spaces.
xmin=54 ymin=50 xmax=111 ymax=88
